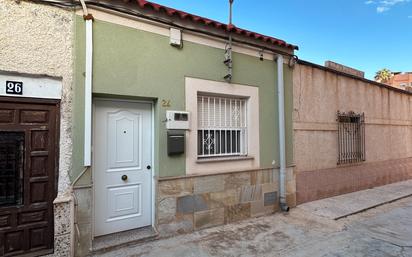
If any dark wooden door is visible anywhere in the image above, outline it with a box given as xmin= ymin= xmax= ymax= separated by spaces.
xmin=0 ymin=97 xmax=59 ymax=257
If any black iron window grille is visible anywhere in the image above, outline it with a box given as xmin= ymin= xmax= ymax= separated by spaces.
xmin=0 ymin=132 xmax=24 ymax=207
xmin=337 ymin=111 xmax=365 ymax=165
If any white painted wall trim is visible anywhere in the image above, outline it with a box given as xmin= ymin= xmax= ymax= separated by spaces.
xmin=84 ymin=19 xmax=93 ymax=167
xmin=150 ymin=102 xmax=155 ymax=228
xmin=185 ymin=77 xmax=260 ymax=175
xmin=0 ymin=73 xmax=62 ymax=99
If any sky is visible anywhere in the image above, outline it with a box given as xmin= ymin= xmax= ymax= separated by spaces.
xmin=151 ymin=0 xmax=412 ymax=79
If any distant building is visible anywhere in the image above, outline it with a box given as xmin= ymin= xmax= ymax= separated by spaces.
xmin=387 ymin=72 xmax=412 ymax=90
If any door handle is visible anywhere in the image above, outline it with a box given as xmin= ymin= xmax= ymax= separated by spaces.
xmin=147 ymin=165 xmax=151 ymax=170
xmin=121 ymin=175 xmax=128 ymax=181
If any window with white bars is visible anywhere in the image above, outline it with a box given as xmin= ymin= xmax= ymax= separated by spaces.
xmin=197 ymin=95 xmax=248 ymax=158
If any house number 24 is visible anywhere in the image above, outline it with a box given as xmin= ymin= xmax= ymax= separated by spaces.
xmin=6 ymin=81 xmax=23 ymax=95
xmin=161 ymin=99 xmax=171 ymax=107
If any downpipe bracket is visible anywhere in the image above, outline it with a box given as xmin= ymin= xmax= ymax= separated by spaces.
xmin=280 ymin=202 xmax=290 ymax=212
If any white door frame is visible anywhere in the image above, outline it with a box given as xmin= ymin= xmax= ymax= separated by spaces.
xmin=91 ymin=97 xmax=156 ymax=237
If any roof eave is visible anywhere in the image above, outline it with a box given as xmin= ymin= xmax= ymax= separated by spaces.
xmin=82 ymin=0 xmax=298 ymax=52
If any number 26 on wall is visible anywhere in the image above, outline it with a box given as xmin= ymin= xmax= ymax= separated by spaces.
xmin=6 ymin=81 xmax=23 ymax=95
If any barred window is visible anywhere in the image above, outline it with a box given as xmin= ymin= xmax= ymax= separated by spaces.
xmin=0 ymin=132 xmax=24 ymax=207
xmin=337 ymin=111 xmax=365 ymax=165
xmin=197 ymin=95 xmax=247 ymax=158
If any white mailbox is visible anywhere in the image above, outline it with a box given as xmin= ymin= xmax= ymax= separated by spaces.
xmin=166 ymin=111 xmax=190 ymax=130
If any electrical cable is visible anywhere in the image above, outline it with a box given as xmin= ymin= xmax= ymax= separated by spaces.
xmin=32 ymin=0 xmax=298 ymax=58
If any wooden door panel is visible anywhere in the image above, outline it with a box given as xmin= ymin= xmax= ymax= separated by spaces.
xmin=0 ymin=109 xmax=14 ymax=124
xmin=18 ymin=211 xmax=46 ymax=225
xmin=0 ymin=97 xmax=58 ymax=257
xmin=30 ymin=156 xmax=48 ymax=177
xmin=4 ymin=231 xmax=24 ymax=255
xmin=0 ymin=214 xmax=11 ymax=228
xmin=29 ymin=182 xmax=48 ymax=204
xmin=20 ymin=110 xmax=49 ymax=124
xmin=30 ymin=130 xmax=49 ymax=151
xmin=29 ymin=227 xmax=48 ymax=249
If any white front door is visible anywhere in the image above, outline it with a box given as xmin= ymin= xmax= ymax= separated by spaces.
xmin=94 ymin=99 xmax=152 ymax=236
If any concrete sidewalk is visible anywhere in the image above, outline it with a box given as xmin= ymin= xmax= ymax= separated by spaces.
xmin=297 ymin=179 xmax=412 ymax=220
xmin=93 ymin=193 xmax=412 ymax=257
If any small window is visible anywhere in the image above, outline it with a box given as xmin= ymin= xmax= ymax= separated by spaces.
xmin=0 ymin=132 xmax=24 ymax=207
xmin=197 ymin=95 xmax=247 ymax=158
xmin=337 ymin=111 xmax=365 ymax=165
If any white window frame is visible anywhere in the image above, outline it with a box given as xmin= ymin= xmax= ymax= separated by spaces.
xmin=185 ymin=77 xmax=260 ymax=175
xmin=197 ymin=94 xmax=248 ymax=158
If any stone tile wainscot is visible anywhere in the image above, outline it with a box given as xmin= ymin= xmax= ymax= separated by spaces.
xmin=156 ymin=168 xmax=295 ymax=237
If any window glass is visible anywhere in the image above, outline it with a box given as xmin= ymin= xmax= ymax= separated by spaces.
xmin=197 ymin=95 xmax=247 ymax=158
xmin=337 ymin=112 xmax=365 ymax=165
xmin=0 ymin=132 xmax=24 ymax=207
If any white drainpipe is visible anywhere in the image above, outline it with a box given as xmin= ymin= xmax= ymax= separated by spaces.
xmin=276 ymin=54 xmax=289 ymax=212
xmin=80 ymin=0 xmax=93 ymax=166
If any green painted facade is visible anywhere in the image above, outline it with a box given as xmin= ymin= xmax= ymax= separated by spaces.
xmin=72 ymin=16 xmax=294 ymax=182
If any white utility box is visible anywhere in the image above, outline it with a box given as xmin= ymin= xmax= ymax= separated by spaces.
xmin=166 ymin=111 xmax=190 ymax=130
xmin=170 ymin=28 xmax=182 ymax=47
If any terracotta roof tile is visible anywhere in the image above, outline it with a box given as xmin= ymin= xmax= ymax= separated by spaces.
xmin=134 ymin=0 xmax=298 ymax=50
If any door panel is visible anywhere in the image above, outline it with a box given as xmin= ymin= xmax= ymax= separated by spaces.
xmin=0 ymin=97 xmax=59 ymax=257
xmin=0 ymin=109 xmax=14 ymax=124
xmin=107 ymin=110 xmax=141 ymax=170
xmin=94 ymin=100 xmax=152 ymax=237
xmin=107 ymin=184 xmax=141 ymax=220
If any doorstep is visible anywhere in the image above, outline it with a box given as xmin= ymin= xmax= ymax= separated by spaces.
xmin=297 ymin=179 xmax=412 ymax=220
xmin=92 ymin=226 xmax=158 ymax=255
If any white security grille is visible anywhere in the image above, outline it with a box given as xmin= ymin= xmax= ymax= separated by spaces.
xmin=197 ymin=95 xmax=247 ymax=158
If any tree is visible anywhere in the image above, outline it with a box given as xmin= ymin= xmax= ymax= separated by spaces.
xmin=374 ymin=68 xmax=392 ymax=83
